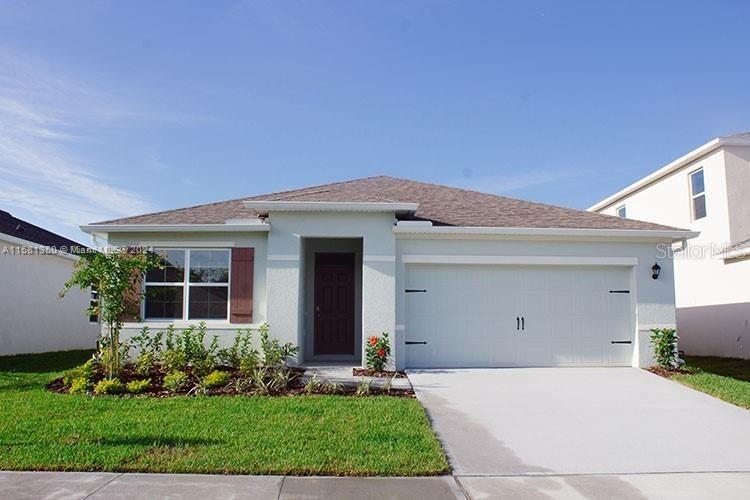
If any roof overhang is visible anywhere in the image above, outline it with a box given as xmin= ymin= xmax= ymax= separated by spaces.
xmin=0 ymin=232 xmax=81 ymax=261
xmin=393 ymin=223 xmax=699 ymax=242
xmin=243 ymin=200 xmax=418 ymax=213
xmin=81 ymin=223 xmax=271 ymax=236
xmin=589 ymin=135 xmax=750 ymax=212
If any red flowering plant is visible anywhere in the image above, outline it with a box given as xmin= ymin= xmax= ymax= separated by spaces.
xmin=365 ymin=332 xmax=391 ymax=372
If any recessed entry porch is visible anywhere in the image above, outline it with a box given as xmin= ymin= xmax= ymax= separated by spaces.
xmin=301 ymin=238 xmax=363 ymax=364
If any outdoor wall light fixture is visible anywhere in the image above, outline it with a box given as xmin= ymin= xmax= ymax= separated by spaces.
xmin=651 ymin=262 xmax=661 ymax=280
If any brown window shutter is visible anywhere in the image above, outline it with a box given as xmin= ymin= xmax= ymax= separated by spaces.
xmin=230 ymin=248 xmax=254 ymax=323
xmin=121 ymin=272 xmax=143 ymax=322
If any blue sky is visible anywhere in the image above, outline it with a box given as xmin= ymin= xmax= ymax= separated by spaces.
xmin=1 ymin=1 xmax=749 ymax=244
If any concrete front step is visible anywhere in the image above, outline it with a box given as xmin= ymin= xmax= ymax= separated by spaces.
xmin=301 ymin=364 xmax=412 ymax=390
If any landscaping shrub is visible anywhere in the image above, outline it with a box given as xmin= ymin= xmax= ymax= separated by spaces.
xmin=218 ymin=329 xmax=259 ymax=368
xmin=93 ymin=378 xmax=125 ymax=395
xmin=164 ymin=370 xmax=189 ymax=392
xmin=651 ymin=328 xmax=679 ymax=369
xmin=62 ymin=359 xmax=95 ymax=387
xmin=126 ymin=379 xmax=150 ymax=394
xmin=161 ymin=349 xmax=187 ymax=373
xmin=130 ymin=326 xmax=164 ymax=376
xmin=355 ymin=378 xmax=372 ymax=397
xmin=68 ymin=377 xmax=91 ymax=395
xmin=202 ymin=370 xmax=230 ymax=389
xmin=162 ymin=323 xmax=219 ymax=376
xmin=365 ymin=332 xmax=391 ymax=372
xmin=304 ymin=375 xmax=323 ymax=395
xmin=259 ymin=323 xmax=299 ymax=368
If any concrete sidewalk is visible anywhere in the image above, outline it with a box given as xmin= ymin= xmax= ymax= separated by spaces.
xmin=3 ymin=471 xmax=750 ymax=499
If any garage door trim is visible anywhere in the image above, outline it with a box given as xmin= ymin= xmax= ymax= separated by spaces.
xmin=401 ymin=255 xmax=639 ymax=266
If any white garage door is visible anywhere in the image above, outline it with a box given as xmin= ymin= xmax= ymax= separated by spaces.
xmin=405 ymin=264 xmax=634 ymax=368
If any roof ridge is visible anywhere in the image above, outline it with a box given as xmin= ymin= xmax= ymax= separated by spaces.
xmin=246 ymin=175 xmax=389 ymax=200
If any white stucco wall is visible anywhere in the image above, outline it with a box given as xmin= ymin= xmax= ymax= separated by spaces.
xmin=595 ymin=145 xmax=750 ymax=358
xmin=395 ymin=235 xmax=677 ymax=369
xmin=98 ymin=219 xmax=679 ymax=368
xmin=264 ymin=212 xmax=396 ymax=366
xmin=0 ymin=241 xmax=99 ymax=355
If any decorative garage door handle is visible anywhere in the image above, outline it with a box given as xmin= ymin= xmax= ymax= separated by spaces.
xmin=405 ymin=289 xmax=427 ymax=293
xmin=405 ymin=341 xmax=427 ymax=345
xmin=611 ymin=340 xmax=632 ymax=344
xmin=516 ymin=317 xmax=525 ymax=331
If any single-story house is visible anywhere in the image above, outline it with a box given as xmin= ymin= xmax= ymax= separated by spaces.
xmin=82 ymin=176 xmax=697 ymax=369
xmin=0 ymin=210 xmax=100 ymax=355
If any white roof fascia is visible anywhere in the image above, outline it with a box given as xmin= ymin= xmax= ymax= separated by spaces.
xmin=393 ymin=225 xmax=699 ymax=242
xmin=80 ymin=223 xmax=271 ymax=235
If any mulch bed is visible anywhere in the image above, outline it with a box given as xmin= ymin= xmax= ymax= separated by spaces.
xmin=647 ymin=366 xmax=692 ymax=378
xmin=352 ymin=368 xmax=407 ymax=378
xmin=47 ymin=364 xmax=414 ymax=398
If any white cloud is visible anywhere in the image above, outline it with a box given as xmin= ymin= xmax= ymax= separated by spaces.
xmin=0 ymin=47 xmax=165 ymax=239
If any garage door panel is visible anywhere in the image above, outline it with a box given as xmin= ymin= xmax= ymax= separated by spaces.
xmin=405 ymin=264 xmax=634 ymax=368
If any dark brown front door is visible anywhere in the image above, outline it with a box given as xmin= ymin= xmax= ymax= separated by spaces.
xmin=314 ymin=253 xmax=355 ymax=355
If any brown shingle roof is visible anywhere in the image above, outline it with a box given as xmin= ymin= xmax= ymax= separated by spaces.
xmin=93 ymin=176 xmax=681 ymax=231
xmin=1 ymin=210 xmax=89 ymax=251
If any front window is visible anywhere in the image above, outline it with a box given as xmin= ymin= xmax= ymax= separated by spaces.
xmin=144 ymin=249 xmax=230 ymax=321
xmin=690 ymin=168 xmax=706 ymax=220
xmin=616 ymin=205 xmax=627 ymax=218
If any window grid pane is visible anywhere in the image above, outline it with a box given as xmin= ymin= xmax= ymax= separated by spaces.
xmin=146 ymin=250 xmax=185 ymax=283
xmin=189 ymin=250 xmax=230 ymax=283
xmin=690 ymin=170 xmax=705 ymax=195
xmin=188 ymin=285 xmax=229 ymax=319
xmin=145 ymin=285 xmax=184 ymax=319
xmin=693 ymin=194 xmax=706 ymax=220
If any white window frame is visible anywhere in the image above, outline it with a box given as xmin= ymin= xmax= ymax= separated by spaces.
xmin=689 ymin=168 xmax=706 ymax=221
xmin=89 ymin=288 xmax=99 ymax=324
xmin=142 ymin=248 xmax=232 ymax=322
xmin=616 ymin=205 xmax=627 ymax=218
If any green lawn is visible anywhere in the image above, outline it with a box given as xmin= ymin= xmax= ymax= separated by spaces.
xmin=0 ymin=350 xmax=449 ymax=476
xmin=672 ymin=356 xmax=750 ymax=409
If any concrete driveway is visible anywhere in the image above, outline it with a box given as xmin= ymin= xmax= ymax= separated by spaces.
xmin=407 ymin=368 xmax=750 ymax=476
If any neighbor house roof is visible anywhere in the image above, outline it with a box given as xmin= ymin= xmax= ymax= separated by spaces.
xmin=92 ymin=176 xmax=681 ymax=231
xmin=0 ymin=210 xmax=86 ymax=251
xmin=589 ymin=131 xmax=750 ymax=212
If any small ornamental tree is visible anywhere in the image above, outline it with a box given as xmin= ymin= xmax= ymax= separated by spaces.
xmin=650 ymin=328 xmax=679 ymax=370
xmin=365 ymin=332 xmax=391 ymax=372
xmin=61 ymin=248 xmax=162 ymax=378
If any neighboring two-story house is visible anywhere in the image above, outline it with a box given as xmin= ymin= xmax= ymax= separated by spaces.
xmin=590 ymin=132 xmax=750 ymax=359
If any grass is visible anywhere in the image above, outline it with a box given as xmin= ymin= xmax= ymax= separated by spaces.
xmin=671 ymin=356 xmax=750 ymax=409
xmin=0 ymin=350 xmax=449 ymax=476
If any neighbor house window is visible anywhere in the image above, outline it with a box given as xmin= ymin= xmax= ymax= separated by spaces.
xmin=144 ymin=249 xmax=230 ymax=321
xmin=617 ymin=205 xmax=627 ymax=218
xmin=690 ymin=168 xmax=706 ymax=220
xmin=89 ymin=288 xmax=99 ymax=323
